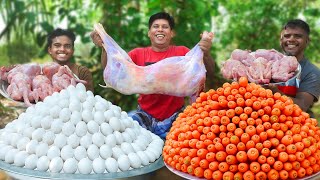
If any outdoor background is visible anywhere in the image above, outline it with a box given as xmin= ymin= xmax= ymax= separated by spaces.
xmin=0 ymin=0 xmax=319 ymax=122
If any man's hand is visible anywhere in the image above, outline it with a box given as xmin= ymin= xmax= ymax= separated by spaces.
xmin=90 ymin=31 xmax=103 ymax=47
xmin=199 ymin=31 xmax=214 ymax=56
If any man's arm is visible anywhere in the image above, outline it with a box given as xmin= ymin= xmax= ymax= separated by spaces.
xmin=91 ymin=31 xmax=107 ymax=69
xmin=268 ymin=85 xmax=315 ymax=111
xmin=101 ymin=49 xmax=107 ymax=69
xmin=198 ymin=32 xmax=215 ymax=88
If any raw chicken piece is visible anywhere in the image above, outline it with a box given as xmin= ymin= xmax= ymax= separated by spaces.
xmin=94 ymin=23 xmax=210 ymax=98
xmin=253 ymin=49 xmax=284 ymax=61
xmin=52 ymin=65 xmax=86 ymax=92
xmin=42 ymin=62 xmax=61 ymax=81
xmin=221 ymin=59 xmax=247 ymax=81
xmin=6 ymin=63 xmax=41 ymax=83
xmin=6 ymin=72 xmax=37 ymax=106
xmin=246 ymin=57 xmax=272 ymax=84
xmin=0 ymin=65 xmax=16 ymax=81
xmin=272 ymin=56 xmax=298 ymax=82
xmin=230 ymin=49 xmax=255 ymax=66
xmin=32 ymin=75 xmax=54 ymax=101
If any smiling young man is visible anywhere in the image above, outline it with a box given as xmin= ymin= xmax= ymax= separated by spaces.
xmin=91 ymin=12 xmax=215 ymax=138
xmin=47 ymin=28 xmax=94 ymax=92
xmin=270 ymin=19 xmax=320 ymax=117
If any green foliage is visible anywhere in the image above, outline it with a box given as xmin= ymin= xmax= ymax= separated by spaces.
xmin=1 ymin=0 xmax=320 ymax=116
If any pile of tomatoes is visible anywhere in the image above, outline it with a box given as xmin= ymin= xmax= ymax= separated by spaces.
xmin=163 ymin=77 xmax=320 ymax=180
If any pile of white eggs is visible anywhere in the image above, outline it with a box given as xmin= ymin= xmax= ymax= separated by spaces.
xmin=0 ymin=83 xmax=164 ymax=174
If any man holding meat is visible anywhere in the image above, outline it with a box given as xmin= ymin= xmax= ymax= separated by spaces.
xmin=270 ymin=19 xmax=320 ymax=117
xmin=47 ymin=28 xmax=94 ymax=92
xmin=91 ymin=12 xmax=215 ymax=138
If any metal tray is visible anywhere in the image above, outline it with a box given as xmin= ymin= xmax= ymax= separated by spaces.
xmin=0 ymin=156 xmax=164 ymax=180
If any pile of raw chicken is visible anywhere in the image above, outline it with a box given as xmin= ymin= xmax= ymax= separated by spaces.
xmin=0 ymin=62 xmax=85 ymax=106
xmin=221 ymin=49 xmax=299 ymax=84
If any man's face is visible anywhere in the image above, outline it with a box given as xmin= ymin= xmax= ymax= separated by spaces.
xmin=280 ymin=27 xmax=309 ymax=60
xmin=148 ymin=19 xmax=174 ymax=49
xmin=48 ymin=35 xmax=74 ymax=63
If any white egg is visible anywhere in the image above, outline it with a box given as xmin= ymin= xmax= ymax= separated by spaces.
xmin=4 ymin=149 xmax=19 ymax=164
xmin=121 ymin=132 xmax=132 ymax=144
xmin=36 ymin=143 xmax=49 ymax=157
xmin=92 ymin=132 xmax=105 ymax=147
xmin=14 ymin=151 xmax=28 ymax=167
xmin=112 ymin=146 xmax=125 ymax=160
xmin=144 ymin=150 xmax=156 ymax=163
xmin=93 ymin=111 xmax=105 ymax=125
xmin=51 ymin=119 xmax=64 ymax=134
xmin=58 ymin=98 xmax=70 ymax=109
xmin=63 ymin=158 xmax=78 ymax=174
xmin=105 ymin=134 xmax=117 ymax=147
xmin=70 ymin=111 xmax=82 ymax=125
xmin=61 ymin=145 xmax=74 ymax=161
xmin=87 ymin=121 xmax=99 ymax=134
xmin=134 ymin=140 xmax=147 ymax=151
xmin=120 ymin=142 xmax=134 ymax=155
xmin=94 ymin=101 xmax=107 ymax=112
xmin=67 ymin=134 xmax=80 ymax=148
xmin=92 ymin=157 xmax=106 ymax=173
xmin=42 ymin=131 xmax=55 ymax=145
xmin=103 ymin=110 xmax=114 ymax=122
xmin=30 ymin=116 xmax=41 ymax=129
xmin=86 ymin=96 xmax=96 ymax=105
xmin=100 ymin=123 xmax=113 ymax=136
xmin=41 ymin=116 xmax=53 ymax=130
xmin=99 ymin=144 xmax=112 ymax=160
xmin=16 ymin=122 xmax=28 ymax=134
xmin=23 ymin=127 xmax=35 ymax=139
xmin=128 ymin=152 xmax=142 ymax=169
xmin=69 ymin=100 xmax=82 ymax=112
xmin=26 ymin=106 xmax=36 ymax=114
xmin=54 ymin=134 xmax=67 ymax=149
xmin=47 ymin=146 xmax=61 ymax=160
xmin=26 ymin=140 xmax=38 ymax=154
xmin=31 ymin=128 xmax=45 ymax=142
xmin=113 ymin=131 xmax=123 ymax=145
xmin=74 ymin=146 xmax=87 ymax=161
xmin=120 ymin=111 xmax=128 ymax=118
xmin=62 ymin=122 xmax=75 ymax=136
xmin=125 ymin=128 xmax=137 ymax=141
xmin=86 ymin=90 xmax=94 ymax=97
xmin=117 ymin=155 xmax=130 ymax=171
xmin=140 ymin=129 xmax=153 ymax=143
xmin=76 ymin=83 xmax=86 ymax=91
xmin=59 ymin=89 xmax=70 ymax=98
xmin=136 ymin=151 xmax=149 ymax=166
xmin=78 ymin=158 xmax=93 ymax=174
xmin=50 ymin=105 xmax=62 ymax=118
xmin=0 ymin=146 xmax=13 ymax=160
xmin=105 ymin=157 xmax=118 ymax=173
xmin=37 ymin=156 xmax=50 ymax=171
xmin=82 ymin=101 xmax=94 ymax=111
xmin=67 ymin=85 xmax=77 ymax=94
xmin=17 ymin=137 xmax=30 ymax=151
xmin=113 ymin=110 xmax=121 ymax=119
xmin=109 ymin=117 xmax=121 ymax=132
xmin=87 ymin=144 xmax=99 ymax=161
xmin=43 ymin=96 xmax=56 ymax=107
xmin=75 ymin=121 xmax=87 ymax=137
xmin=77 ymin=91 xmax=88 ymax=103
xmin=59 ymin=108 xmax=72 ymax=122
xmin=80 ymin=134 xmax=92 ymax=149
xmin=131 ymin=143 xmax=143 ymax=153
xmin=136 ymin=135 xmax=149 ymax=149
xmin=25 ymin=154 xmax=38 ymax=169
xmin=146 ymin=146 xmax=161 ymax=159
xmin=2 ymin=132 xmax=13 ymax=145
xmin=122 ymin=118 xmax=133 ymax=129
xmin=94 ymin=95 xmax=103 ymax=101
xmin=49 ymin=157 xmax=63 ymax=173
xmin=82 ymin=109 xmax=93 ymax=123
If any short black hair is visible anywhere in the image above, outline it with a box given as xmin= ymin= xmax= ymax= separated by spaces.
xmin=148 ymin=12 xmax=175 ymax=29
xmin=47 ymin=28 xmax=76 ymax=48
xmin=283 ymin=19 xmax=310 ymax=35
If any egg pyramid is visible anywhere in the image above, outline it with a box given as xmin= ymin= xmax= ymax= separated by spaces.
xmin=0 ymin=83 xmax=164 ymax=174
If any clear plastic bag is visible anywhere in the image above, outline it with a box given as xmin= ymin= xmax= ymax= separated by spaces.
xmin=94 ymin=23 xmax=207 ymax=98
